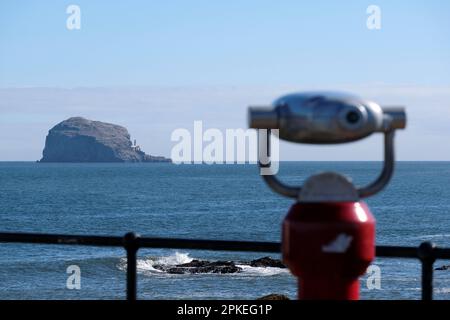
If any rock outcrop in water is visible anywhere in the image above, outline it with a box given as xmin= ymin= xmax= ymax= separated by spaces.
xmin=435 ymin=264 xmax=450 ymax=271
xmin=152 ymin=257 xmax=285 ymax=274
xmin=250 ymin=257 xmax=286 ymax=268
xmin=40 ymin=117 xmax=171 ymax=163
xmin=154 ymin=260 xmax=242 ymax=274
xmin=257 ymin=294 xmax=290 ymax=300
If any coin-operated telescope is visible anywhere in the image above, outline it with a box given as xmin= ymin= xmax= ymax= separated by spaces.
xmin=248 ymin=92 xmax=406 ymax=299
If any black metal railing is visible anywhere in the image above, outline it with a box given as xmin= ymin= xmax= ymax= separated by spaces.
xmin=1 ymin=231 xmax=450 ymax=301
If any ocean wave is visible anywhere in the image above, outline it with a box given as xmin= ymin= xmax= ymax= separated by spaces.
xmin=435 ymin=288 xmax=450 ymax=294
xmin=117 ymin=252 xmax=193 ymax=274
xmin=236 ymin=264 xmax=289 ymax=276
xmin=116 ymin=252 xmax=288 ymax=276
xmin=409 ymin=234 xmax=450 ymax=240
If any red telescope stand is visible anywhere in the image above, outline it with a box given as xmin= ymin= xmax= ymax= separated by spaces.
xmin=282 ymin=201 xmax=375 ymax=300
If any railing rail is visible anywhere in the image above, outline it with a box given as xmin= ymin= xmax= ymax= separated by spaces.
xmin=1 ymin=231 xmax=449 ymax=301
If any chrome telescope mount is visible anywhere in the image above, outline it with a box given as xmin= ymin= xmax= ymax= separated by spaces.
xmin=248 ymin=92 xmax=407 ymax=201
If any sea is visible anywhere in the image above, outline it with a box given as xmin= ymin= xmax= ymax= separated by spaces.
xmin=0 ymin=161 xmax=449 ymax=300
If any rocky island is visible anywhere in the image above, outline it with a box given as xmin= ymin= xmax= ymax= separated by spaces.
xmin=40 ymin=117 xmax=171 ymax=163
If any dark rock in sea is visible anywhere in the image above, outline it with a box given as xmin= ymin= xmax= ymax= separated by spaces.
xmin=151 ymin=257 xmax=287 ymax=275
xmin=257 ymin=294 xmax=290 ymax=300
xmin=250 ymin=257 xmax=286 ymax=268
xmin=40 ymin=117 xmax=171 ymax=163
xmin=153 ymin=259 xmax=242 ymax=274
xmin=435 ymin=265 xmax=450 ymax=271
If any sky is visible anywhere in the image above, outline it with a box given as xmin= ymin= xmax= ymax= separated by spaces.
xmin=0 ymin=1 xmax=449 ymax=160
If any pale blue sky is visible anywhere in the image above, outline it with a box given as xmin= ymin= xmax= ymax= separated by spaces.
xmin=0 ymin=1 xmax=449 ymax=160
xmin=1 ymin=0 xmax=450 ymax=86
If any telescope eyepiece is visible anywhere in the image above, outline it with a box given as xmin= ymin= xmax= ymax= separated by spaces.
xmin=338 ymin=104 xmax=368 ymax=132
xmin=346 ymin=111 xmax=360 ymax=124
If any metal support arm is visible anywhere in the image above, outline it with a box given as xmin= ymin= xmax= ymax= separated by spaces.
xmin=258 ymin=130 xmax=396 ymax=200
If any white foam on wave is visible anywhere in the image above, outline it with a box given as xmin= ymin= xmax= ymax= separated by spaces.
xmin=435 ymin=287 xmax=450 ymax=294
xmin=410 ymin=234 xmax=450 ymax=240
xmin=135 ymin=258 xmax=163 ymax=273
xmin=237 ymin=265 xmax=289 ymax=276
xmin=117 ymin=251 xmax=194 ymax=274
xmin=154 ymin=252 xmax=193 ymax=266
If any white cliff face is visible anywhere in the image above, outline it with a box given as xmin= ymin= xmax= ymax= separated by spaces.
xmin=40 ymin=117 xmax=171 ymax=163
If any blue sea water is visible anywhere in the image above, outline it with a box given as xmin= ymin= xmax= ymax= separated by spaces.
xmin=0 ymin=161 xmax=449 ymax=300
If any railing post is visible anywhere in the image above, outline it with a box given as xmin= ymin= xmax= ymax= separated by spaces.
xmin=123 ymin=232 xmax=140 ymax=301
xmin=418 ymin=241 xmax=436 ymax=301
